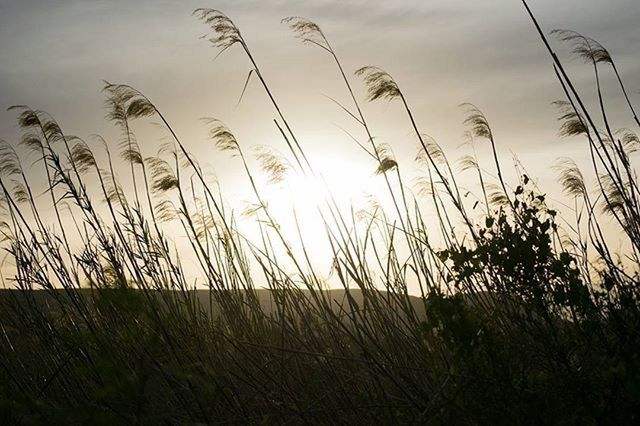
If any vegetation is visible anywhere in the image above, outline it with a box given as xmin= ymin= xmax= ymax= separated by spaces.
xmin=0 ymin=1 xmax=639 ymax=423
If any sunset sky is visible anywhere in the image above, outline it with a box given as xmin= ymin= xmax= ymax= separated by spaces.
xmin=1 ymin=0 xmax=639 ymax=276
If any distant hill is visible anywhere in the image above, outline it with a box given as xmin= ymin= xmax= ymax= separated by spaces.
xmin=0 ymin=287 xmax=428 ymax=320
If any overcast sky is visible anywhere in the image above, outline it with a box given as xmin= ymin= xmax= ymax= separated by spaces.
xmin=0 ymin=0 xmax=639 ymax=258
xmin=1 ymin=0 xmax=639 ymax=165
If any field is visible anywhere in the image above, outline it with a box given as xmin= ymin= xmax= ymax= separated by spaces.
xmin=0 ymin=1 xmax=639 ymax=424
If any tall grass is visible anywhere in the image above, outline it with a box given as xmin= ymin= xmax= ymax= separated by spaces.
xmin=0 ymin=1 xmax=639 ymax=423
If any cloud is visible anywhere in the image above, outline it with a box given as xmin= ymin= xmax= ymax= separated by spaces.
xmin=0 ymin=0 xmax=638 ymax=186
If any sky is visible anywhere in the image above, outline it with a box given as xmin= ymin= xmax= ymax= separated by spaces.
xmin=0 ymin=0 xmax=639 ymax=281
xmin=1 ymin=0 xmax=638 ymax=169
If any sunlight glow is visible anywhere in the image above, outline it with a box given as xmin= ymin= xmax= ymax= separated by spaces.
xmin=256 ymin=151 xmax=380 ymax=270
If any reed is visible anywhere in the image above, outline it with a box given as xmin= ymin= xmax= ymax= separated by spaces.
xmin=0 ymin=1 xmax=638 ymax=423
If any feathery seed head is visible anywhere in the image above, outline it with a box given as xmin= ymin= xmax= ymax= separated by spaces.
xmin=194 ymin=8 xmax=243 ymax=52
xmin=255 ymin=146 xmax=290 ymax=184
xmin=553 ymin=158 xmax=586 ymax=198
xmin=201 ymin=118 xmax=240 ymax=154
xmin=355 ymin=66 xmax=401 ymax=102
xmin=461 ymin=104 xmax=493 ymax=140
xmin=70 ymin=140 xmax=97 ymax=174
xmin=553 ymin=100 xmax=588 ymax=137
xmin=551 ymin=29 xmax=612 ymax=65
xmin=282 ymin=17 xmax=329 ymax=50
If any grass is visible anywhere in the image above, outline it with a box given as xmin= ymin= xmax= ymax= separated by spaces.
xmin=0 ymin=1 xmax=639 ymax=423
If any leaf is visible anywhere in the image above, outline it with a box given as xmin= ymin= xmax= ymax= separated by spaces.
xmin=237 ymin=69 xmax=255 ymax=106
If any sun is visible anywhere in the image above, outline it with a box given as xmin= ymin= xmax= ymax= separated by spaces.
xmin=252 ymin=152 xmax=380 ymax=268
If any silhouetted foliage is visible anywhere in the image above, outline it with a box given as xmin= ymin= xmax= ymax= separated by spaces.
xmin=0 ymin=1 xmax=638 ymax=424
